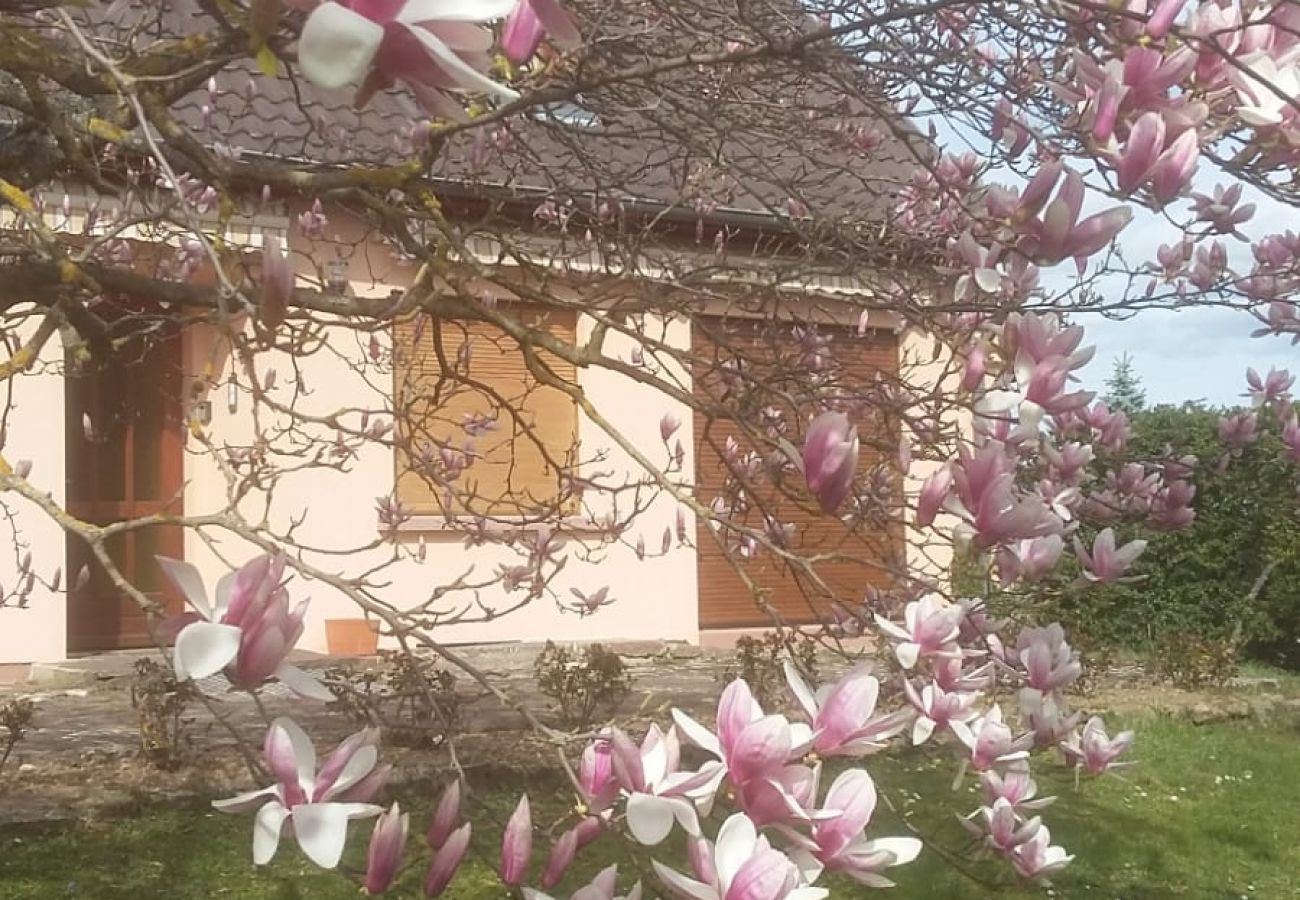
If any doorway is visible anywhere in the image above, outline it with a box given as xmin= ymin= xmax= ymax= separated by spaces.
xmin=65 ymin=314 xmax=186 ymax=652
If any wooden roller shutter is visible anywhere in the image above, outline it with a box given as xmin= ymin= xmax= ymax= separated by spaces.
xmin=692 ymin=318 xmax=903 ymax=628
xmin=393 ymin=305 xmax=579 ymax=516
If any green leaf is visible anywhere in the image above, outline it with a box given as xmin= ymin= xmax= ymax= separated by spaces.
xmin=255 ymin=44 xmax=279 ymax=77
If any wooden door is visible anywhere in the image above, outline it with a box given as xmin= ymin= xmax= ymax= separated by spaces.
xmin=692 ymin=318 xmax=904 ymax=628
xmin=66 ymin=317 xmax=186 ymax=652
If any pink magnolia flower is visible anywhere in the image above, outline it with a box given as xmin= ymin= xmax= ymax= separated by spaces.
xmin=500 ymin=794 xmax=533 ymax=886
xmin=1246 ymin=366 xmax=1294 ymax=406
xmin=1218 ymin=411 xmax=1260 ymax=450
xmin=915 ymin=468 xmax=952 ymax=528
xmin=1062 ymin=716 xmax=1135 ymax=775
xmin=660 ymin=412 xmax=683 ymax=442
xmin=962 ymin=798 xmax=1042 ymax=853
xmin=981 ymin=763 xmax=1056 ymax=813
xmin=1008 ymin=826 xmax=1074 ymax=881
xmin=1015 ymin=167 xmax=1132 ymax=264
xmin=1114 ymin=112 xmax=1199 ymax=203
xmin=1017 ymin=624 xmax=1082 ymax=693
xmin=997 ymin=535 xmax=1065 ymax=584
xmin=783 ymin=663 xmax=911 ymax=757
xmin=608 ymin=725 xmax=724 ymax=846
xmin=873 ymin=595 xmax=964 ymax=669
xmin=524 ymin=864 xmax=643 ymax=900
xmin=1283 ymin=417 xmax=1300 ymax=463
xmin=1019 ymin=689 xmax=1082 ymax=748
xmin=213 ymin=717 xmax=387 ymax=867
xmin=296 ymin=0 xmax=519 ymax=117
xmin=652 ymin=813 xmax=829 ymax=900
xmin=579 ymin=738 xmax=619 ymax=813
xmin=1191 ymin=183 xmax=1256 ymax=234
xmin=951 ymin=705 xmax=1033 ymax=771
xmin=903 ymin=679 xmax=979 ymax=745
xmin=802 ymin=412 xmax=859 ymax=513
xmin=157 ymin=554 xmax=332 ymax=700
xmin=1231 ymin=53 xmax=1300 ymax=127
xmin=364 ymin=802 xmax=409 ymax=893
xmin=501 ymin=0 xmax=580 ymax=63
xmin=424 ymin=822 xmax=472 ymax=896
xmin=735 ymin=763 xmax=826 ymax=827
xmin=962 ymin=345 xmax=987 ymax=391
xmin=1073 ymin=528 xmax=1146 ymax=583
xmin=785 ymin=770 xmax=922 ymax=888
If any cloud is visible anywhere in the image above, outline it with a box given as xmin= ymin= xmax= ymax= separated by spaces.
xmin=1078 ymin=307 xmax=1296 ymax=407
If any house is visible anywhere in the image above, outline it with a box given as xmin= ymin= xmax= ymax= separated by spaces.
xmin=0 ymin=0 xmax=957 ymax=664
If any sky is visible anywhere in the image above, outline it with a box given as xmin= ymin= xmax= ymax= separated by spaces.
xmin=1062 ymin=179 xmax=1297 ymax=410
xmin=1077 ymin=306 xmax=1297 ymax=408
xmin=1019 ymin=162 xmax=1295 ymax=410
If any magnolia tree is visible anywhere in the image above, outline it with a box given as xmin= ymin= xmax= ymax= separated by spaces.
xmin=0 ymin=0 xmax=1297 ymax=895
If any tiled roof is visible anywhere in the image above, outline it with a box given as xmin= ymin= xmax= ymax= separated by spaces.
xmin=78 ymin=0 xmax=927 ymax=228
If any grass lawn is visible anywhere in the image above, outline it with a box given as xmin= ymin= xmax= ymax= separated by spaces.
xmin=2 ymin=712 xmax=1299 ymax=899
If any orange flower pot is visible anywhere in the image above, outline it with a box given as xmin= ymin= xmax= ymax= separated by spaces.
xmin=325 ymin=618 xmax=379 ymax=656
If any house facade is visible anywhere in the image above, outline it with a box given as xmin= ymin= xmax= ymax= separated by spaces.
xmin=0 ymin=191 xmax=954 ymax=665
xmin=0 ymin=0 xmax=963 ymax=664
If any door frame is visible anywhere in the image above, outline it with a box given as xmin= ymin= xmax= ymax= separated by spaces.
xmin=65 ymin=313 xmax=186 ymax=653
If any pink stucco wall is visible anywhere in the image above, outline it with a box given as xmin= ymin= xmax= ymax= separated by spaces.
xmin=0 ymin=312 xmax=68 ymax=663
xmin=181 ymin=289 xmax=701 ymax=652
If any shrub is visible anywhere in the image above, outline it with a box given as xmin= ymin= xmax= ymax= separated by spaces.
xmin=130 ymin=657 xmax=198 ymax=770
xmin=534 ymin=641 xmax=633 ymax=730
xmin=0 ymin=696 xmax=33 ymax=777
xmin=719 ymin=630 xmax=819 ymax=710
xmin=1053 ymin=403 xmax=1300 ymax=670
xmin=322 ymin=650 xmax=459 ymax=748
xmin=1152 ymin=632 xmax=1240 ymax=689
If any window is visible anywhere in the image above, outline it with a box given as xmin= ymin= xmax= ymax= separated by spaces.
xmin=529 ymin=99 xmax=601 ymax=130
xmin=392 ymin=305 xmax=580 ymax=518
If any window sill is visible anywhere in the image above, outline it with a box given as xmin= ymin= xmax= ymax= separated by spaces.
xmin=382 ymin=514 xmax=613 ymax=538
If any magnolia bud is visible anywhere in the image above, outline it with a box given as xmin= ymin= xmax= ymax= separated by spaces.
xmin=498 ymin=795 xmax=532 ymax=887
xmin=364 ymin=803 xmax=408 ymax=895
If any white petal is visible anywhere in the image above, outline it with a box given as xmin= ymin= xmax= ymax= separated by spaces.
xmin=212 ymin=785 xmax=279 ymax=814
xmin=642 ymin=738 xmax=669 ymax=788
xmin=787 ymin=890 xmax=830 ymax=900
xmin=861 ymin=836 xmax=923 ymax=867
xmin=872 ymin=614 xmax=910 ymax=642
xmin=156 ymin=556 xmax=211 ymax=619
xmin=270 ymin=716 xmax=319 ymax=794
xmin=713 ymin=813 xmax=757 ymax=889
xmin=397 ymin=0 xmax=517 ymax=23
xmin=276 ymin=663 xmax=336 ymax=702
xmin=650 ymin=862 xmax=716 ymax=900
xmin=253 ymin=802 xmax=291 ymax=864
xmin=212 ymin=569 xmax=238 ymax=620
xmin=669 ymin=797 xmax=701 ymax=837
xmin=973 ymin=267 xmax=1002 ymax=293
xmin=894 ymin=642 xmax=921 ymax=670
xmin=298 ymin=2 xmax=384 ymax=90
xmin=402 ymin=22 xmax=519 ymax=99
xmin=671 ymin=708 xmax=722 ymax=758
xmin=174 ymin=621 xmax=242 ymax=680
xmin=291 ymin=802 xmax=353 ymax=868
xmin=911 ymin=717 xmax=936 ymax=746
xmin=321 ymin=745 xmax=378 ymax=799
xmin=1239 ymin=106 xmax=1284 ymax=127
xmin=783 ymin=661 xmax=819 ymax=721
xmin=625 ymin=793 xmax=677 ymax=846
xmin=789 ymin=722 xmax=816 ymax=756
